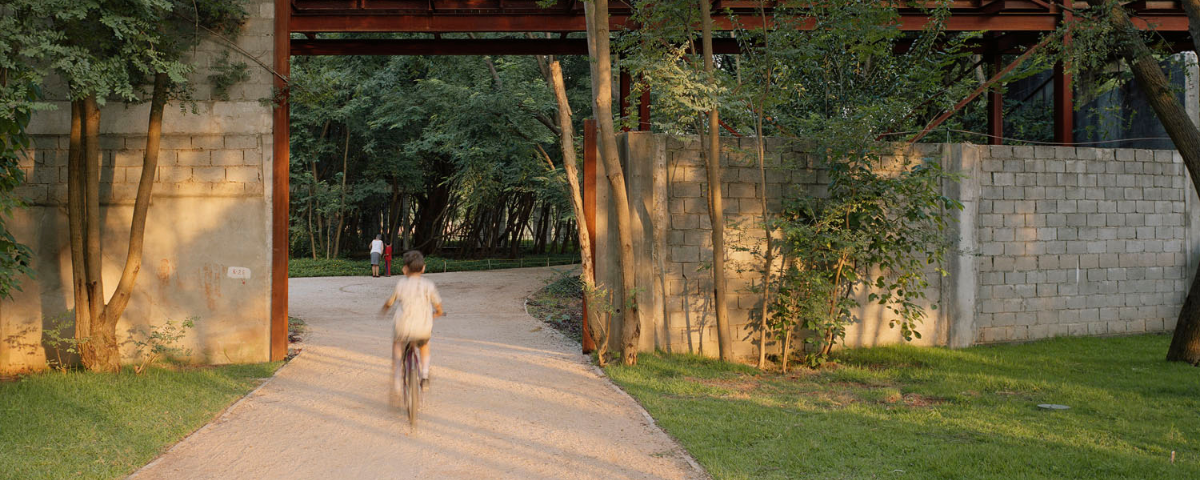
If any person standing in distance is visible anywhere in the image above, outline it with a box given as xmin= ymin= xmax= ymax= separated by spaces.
xmin=369 ymin=235 xmax=385 ymax=278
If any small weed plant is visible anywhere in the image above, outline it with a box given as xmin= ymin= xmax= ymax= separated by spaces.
xmin=43 ymin=314 xmax=87 ymax=373
xmin=126 ymin=318 xmax=195 ymax=374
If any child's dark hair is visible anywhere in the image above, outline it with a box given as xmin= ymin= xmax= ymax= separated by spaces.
xmin=402 ymin=250 xmax=425 ymax=272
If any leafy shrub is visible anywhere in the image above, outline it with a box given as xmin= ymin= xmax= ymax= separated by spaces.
xmin=770 ymin=154 xmax=961 ymax=369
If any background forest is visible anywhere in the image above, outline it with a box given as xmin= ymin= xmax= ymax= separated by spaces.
xmin=288 ymin=46 xmax=594 ymax=261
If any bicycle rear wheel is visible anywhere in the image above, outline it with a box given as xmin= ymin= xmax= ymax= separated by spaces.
xmin=405 ymin=344 xmax=421 ymax=426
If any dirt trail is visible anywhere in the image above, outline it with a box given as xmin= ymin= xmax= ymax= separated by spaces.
xmin=131 ymin=267 xmax=704 ymax=480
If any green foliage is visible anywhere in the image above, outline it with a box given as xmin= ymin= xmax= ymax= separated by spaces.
xmin=770 ymin=156 xmax=960 ymax=367
xmin=606 ymin=334 xmax=1200 ymax=479
xmin=126 ymin=318 xmax=196 ymax=375
xmin=207 ymin=50 xmax=250 ymax=101
xmin=0 ymin=361 xmax=282 ymax=479
xmin=0 ymin=86 xmax=34 ymax=299
xmin=624 ymin=0 xmax=970 ymax=366
xmin=42 ymin=314 xmax=86 ymax=372
xmin=543 ymin=268 xmax=583 ymax=297
xmin=288 ymin=47 xmax=593 ymax=258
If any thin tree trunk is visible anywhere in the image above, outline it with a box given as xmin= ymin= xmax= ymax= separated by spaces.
xmin=68 ymin=101 xmax=90 ymax=350
xmin=333 ymin=125 xmax=350 ymax=258
xmin=699 ymin=0 xmax=732 ymax=362
xmin=97 ymin=72 xmax=168 ymax=372
xmin=400 ymin=194 xmax=411 ymax=251
xmin=754 ymin=1 xmax=775 ymax=369
xmin=78 ymin=95 xmax=112 ymax=370
xmin=587 ymin=0 xmax=641 ymax=365
xmin=755 ymin=112 xmax=774 ymax=369
xmin=387 ymin=182 xmax=402 ymax=248
xmin=312 ymin=199 xmax=321 ymax=259
xmin=550 ymin=61 xmax=609 ymax=364
xmin=1090 ymin=0 xmax=1200 ymax=364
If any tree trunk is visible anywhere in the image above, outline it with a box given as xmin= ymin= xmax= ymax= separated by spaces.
xmin=78 ymin=95 xmax=117 ymax=371
xmin=1182 ymin=0 xmax=1200 ymax=52
xmin=1089 ymin=0 xmax=1200 ymax=364
xmin=95 ymin=72 xmax=168 ymax=372
xmin=387 ymin=182 xmax=402 ymax=248
xmin=332 ymin=125 xmax=350 ymax=258
xmin=587 ymin=0 xmax=641 ymax=365
xmin=550 ymin=61 xmax=609 ymax=364
xmin=400 ymin=194 xmax=411 ymax=251
xmin=755 ymin=111 xmax=774 ymax=369
xmin=699 ymin=0 xmax=733 ymax=362
xmin=68 ymin=101 xmax=90 ymax=349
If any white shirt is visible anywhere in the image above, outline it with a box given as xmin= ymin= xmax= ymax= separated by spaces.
xmin=370 ymin=239 xmax=385 ymax=254
xmin=391 ymin=276 xmax=442 ymax=342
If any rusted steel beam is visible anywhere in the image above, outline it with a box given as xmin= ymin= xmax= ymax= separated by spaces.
xmin=909 ymin=36 xmax=1049 ymax=144
xmin=289 ymin=37 xmax=743 ymax=55
xmin=289 ymin=13 xmax=1115 ymax=33
xmin=271 ymin=0 xmax=292 ymax=362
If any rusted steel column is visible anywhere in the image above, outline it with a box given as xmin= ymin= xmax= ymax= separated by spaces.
xmin=270 ymin=0 xmax=291 ymax=362
xmin=1053 ymin=63 xmax=1074 ymax=145
xmin=638 ymin=82 xmax=651 ymax=131
xmin=1054 ymin=11 xmax=1074 ymax=145
xmin=582 ymin=119 xmax=598 ymax=354
xmin=987 ymin=53 xmax=1003 ymax=145
xmin=619 ymin=70 xmax=632 ymax=132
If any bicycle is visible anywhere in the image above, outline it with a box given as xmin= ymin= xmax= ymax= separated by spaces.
xmin=398 ymin=340 xmax=423 ymax=426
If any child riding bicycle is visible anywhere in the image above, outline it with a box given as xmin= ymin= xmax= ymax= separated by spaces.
xmin=381 ymin=250 xmax=444 ymax=402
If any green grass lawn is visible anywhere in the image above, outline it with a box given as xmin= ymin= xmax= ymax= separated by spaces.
xmin=1 ymin=363 xmax=281 ymax=479
xmin=289 ymin=253 xmax=581 ymax=278
xmin=605 ymin=334 xmax=1200 ymax=480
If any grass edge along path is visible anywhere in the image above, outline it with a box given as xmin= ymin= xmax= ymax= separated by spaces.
xmin=1 ymin=362 xmax=282 ymax=479
xmin=290 ymin=253 xmax=581 ymax=278
xmin=604 ymin=334 xmax=1200 ymax=480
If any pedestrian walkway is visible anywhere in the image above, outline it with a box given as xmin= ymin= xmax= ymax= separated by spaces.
xmin=131 ymin=267 xmax=704 ymax=480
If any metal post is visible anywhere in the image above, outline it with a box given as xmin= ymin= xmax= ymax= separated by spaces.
xmin=638 ymin=80 xmax=651 ymax=131
xmin=987 ymin=52 xmax=1004 ymax=145
xmin=270 ymin=0 xmax=292 ymax=362
xmin=581 ymin=119 xmax=598 ymax=354
xmin=1054 ymin=10 xmax=1074 ymax=145
xmin=619 ymin=69 xmax=632 ymax=132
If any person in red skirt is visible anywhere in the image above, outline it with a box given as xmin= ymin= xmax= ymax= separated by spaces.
xmin=384 ymin=244 xmax=393 ymax=277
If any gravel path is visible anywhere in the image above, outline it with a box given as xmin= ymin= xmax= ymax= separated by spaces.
xmin=131 ymin=267 xmax=705 ymax=480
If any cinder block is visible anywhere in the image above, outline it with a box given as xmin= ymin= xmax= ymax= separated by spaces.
xmin=193 ymin=166 xmax=226 ymax=183
xmin=672 ymin=214 xmax=699 ymax=229
xmin=156 ymin=166 xmax=192 ymax=183
xmin=176 ymin=150 xmax=210 ymax=166
xmin=191 ymin=135 xmax=224 ymax=150
xmin=211 ymin=181 xmax=248 ymax=196
xmin=673 ymin=182 xmax=701 ymax=198
xmin=211 ymin=150 xmax=245 ymax=166
xmin=226 ymin=166 xmax=261 ymax=183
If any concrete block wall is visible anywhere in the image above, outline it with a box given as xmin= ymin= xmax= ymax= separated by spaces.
xmin=973 ymin=145 xmax=1190 ymax=343
xmin=0 ymin=1 xmax=276 ymax=374
xmin=596 ymin=133 xmax=1191 ymax=360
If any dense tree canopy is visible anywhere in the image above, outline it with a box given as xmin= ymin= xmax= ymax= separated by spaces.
xmin=288 ymin=47 xmax=595 ymax=260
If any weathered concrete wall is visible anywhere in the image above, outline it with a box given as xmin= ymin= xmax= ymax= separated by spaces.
xmin=0 ymin=1 xmax=276 ymax=374
xmin=596 ymin=133 xmax=1193 ymax=361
